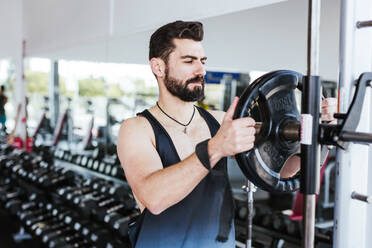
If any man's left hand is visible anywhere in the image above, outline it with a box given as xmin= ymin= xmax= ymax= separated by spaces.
xmin=321 ymin=97 xmax=337 ymax=123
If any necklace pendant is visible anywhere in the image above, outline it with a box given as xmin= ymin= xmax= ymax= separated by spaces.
xmin=184 ymin=127 xmax=187 ymax=134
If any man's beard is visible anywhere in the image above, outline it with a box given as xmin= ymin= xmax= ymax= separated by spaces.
xmin=164 ymin=68 xmax=205 ymax=102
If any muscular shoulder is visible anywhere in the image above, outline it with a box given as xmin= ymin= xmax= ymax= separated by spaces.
xmin=117 ymin=115 xmax=155 ymax=147
xmin=206 ymin=110 xmax=225 ymax=124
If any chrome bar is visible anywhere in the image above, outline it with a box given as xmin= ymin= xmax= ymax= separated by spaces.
xmin=356 ymin=20 xmax=372 ymax=29
xmin=351 ymin=192 xmax=371 ymax=204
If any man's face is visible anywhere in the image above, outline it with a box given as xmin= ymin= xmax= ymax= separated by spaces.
xmin=163 ymin=39 xmax=207 ymax=102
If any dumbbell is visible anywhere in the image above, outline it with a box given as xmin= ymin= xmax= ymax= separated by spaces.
xmin=98 ymin=182 xmax=115 ymax=194
xmin=28 ymin=167 xmax=50 ymax=181
xmin=64 ymin=187 xmax=94 ymax=201
xmin=81 ymin=223 xmax=102 ymax=237
xmin=20 ymin=200 xmax=43 ymax=212
xmin=67 ymin=153 xmax=74 ymax=162
xmin=49 ymin=232 xmax=84 ymax=248
xmin=72 ymin=191 xmax=103 ymax=205
xmin=80 ymin=196 xmax=118 ymax=216
xmin=57 ymin=186 xmax=80 ymax=197
xmin=29 ymin=168 xmax=57 ymax=183
xmin=19 ymin=208 xmax=49 ymax=221
xmin=53 ymin=149 xmax=60 ymax=158
xmin=73 ymin=219 xmax=91 ymax=233
xmin=96 ymin=202 xmax=130 ymax=222
xmin=37 ymin=171 xmax=59 ymax=184
xmin=85 ymin=178 xmax=108 ymax=191
xmin=104 ymin=164 xmax=112 ymax=175
xmin=97 ymin=162 xmax=107 ymax=173
xmin=92 ymin=160 xmax=101 ymax=171
xmin=3 ymin=158 xmax=16 ymax=169
xmin=58 ymin=150 xmax=65 ymax=160
xmin=42 ymin=226 xmax=75 ymax=243
xmin=16 ymin=168 xmax=28 ymax=177
xmin=42 ymin=170 xmax=75 ymax=188
xmin=0 ymin=187 xmax=22 ymax=202
xmin=51 ymin=208 xmax=77 ymax=222
xmin=62 ymin=151 xmax=71 ymax=161
xmin=89 ymin=228 xmax=112 ymax=248
xmin=68 ymin=239 xmax=91 ymax=248
xmin=58 ymin=185 xmax=91 ymax=196
xmin=25 ymin=212 xmax=55 ymax=227
xmin=103 ymin=212 xmax=123 ymax=227
xmin=103 ymin=209 xmax=139 ymax=229
xmin=83 ymin=177 xmax=103 ymax=187
xmin=84 ymin=196 xmax=118 ymax=212
xmin=44 ymin=174 xmax=71 ymax=187
xmin=112 ymin=212 xmax=140 ymax=237
xmin=92 ymin=180 xmax=111 ymax=191
xmin=86 ymin=159 xmax=96 ymax=169
xmin=62 ymin=212 xmax=83 ymax=227
xmin=80 ymin=156 xmax=89 ymax=167
xmin=5 ymin=199 xmax=22 ymax=215
xmin=111 ymin=166 xmax=118 ymax=177
xmin=39 ymin=160 xmax=51 ymax=170
xmin=30 ymin=216 xmax=63 ymax=233
xmin=6 ymin=158 xmax=18 ymax=167
xmin=74 ymin=155 xmax=82 ymax=165
xmin=34 ymin=222 xmax=67 ymax=236
xmin=30 ymin=155 xmax=43 ymax=165
xmin=101 ymin=184 xmax=130 ymax=199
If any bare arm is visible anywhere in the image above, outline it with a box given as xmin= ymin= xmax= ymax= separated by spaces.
xmin=117 ymin=97 xmax=255 ymax=215
xmin=117 ymin=118 xmax=217 ymax=214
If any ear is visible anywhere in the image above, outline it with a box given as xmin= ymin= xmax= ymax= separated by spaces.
xmin=150 ymin=58 xmax=166 ymax=78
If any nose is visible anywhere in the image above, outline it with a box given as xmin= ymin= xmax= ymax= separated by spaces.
xmin=194 ymin=61 xmax=206 ymax=77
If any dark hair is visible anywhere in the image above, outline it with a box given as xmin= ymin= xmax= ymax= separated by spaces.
xmin=0 ymin=85 xmax=4 ymax=91
xmin=149 ymin=21 xmax=204 ymax=63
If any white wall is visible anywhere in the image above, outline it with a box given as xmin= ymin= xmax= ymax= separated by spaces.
xmin=23 ymin=0 xmax=340 ymax=81
xmin=0 ymin=0 xmax=22 ymax=59
xmin=203 ymin=0 xmax=340 ymax=80
xmin=23 ymin=0 xmax=285 ymax=60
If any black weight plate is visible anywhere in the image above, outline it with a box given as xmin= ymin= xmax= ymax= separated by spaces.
xmin=234 ymin=70 xmax=303 ymax=192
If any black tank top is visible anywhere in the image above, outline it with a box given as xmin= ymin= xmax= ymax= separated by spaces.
xmin=130 ymin=107 xmax=235 ymax=248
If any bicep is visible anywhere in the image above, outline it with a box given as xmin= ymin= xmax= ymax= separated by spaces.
xmin=117 ymin=120 xmax=163 ymax=200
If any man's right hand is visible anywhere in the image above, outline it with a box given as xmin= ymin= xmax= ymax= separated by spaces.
xmin=208 ymin=97 xmax=256 ymax=163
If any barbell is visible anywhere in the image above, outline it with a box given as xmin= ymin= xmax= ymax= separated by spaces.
xmin=233 ymin=70 xmax=372 ymax=193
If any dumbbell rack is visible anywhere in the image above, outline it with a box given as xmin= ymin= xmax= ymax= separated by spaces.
xmin=53 ymin=148 xmax=126 ymax=182
xmin=0 ymin=144 xmax=139 ymax=248
xmin=233 ymin=195 xmax=333 ymax=248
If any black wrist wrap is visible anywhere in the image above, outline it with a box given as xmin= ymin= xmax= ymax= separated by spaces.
xmin=195 ymin=139 xmax=211 ymax=171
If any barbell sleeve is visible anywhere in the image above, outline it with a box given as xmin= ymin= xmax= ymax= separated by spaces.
xmin=254 ymin=122 xmax=301 ymax=141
